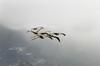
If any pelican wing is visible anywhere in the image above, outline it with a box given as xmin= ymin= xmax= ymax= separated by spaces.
xmin=39 ymin=35 xmax=44 ymax=39
xmin=61 ymin=33 xmax=66 ymax=36
xmin=53 ymin=33 xmax=59 ymax=35
xmin=55 ymin=36 xmax=60 ymax=42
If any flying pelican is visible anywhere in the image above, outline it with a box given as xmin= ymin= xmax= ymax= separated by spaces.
xmin=40 ymin=32 xmax=60 ymax=42
xmin=60 ymin=33 xmax=66 ymax=36
xmin=28 ymin=26 xmax=44 ymax=38
xmin=53 ymin=33 xmax=66 ymax=36
xmin=27 ymin=26 xmax=66 ymax=42
xmin=31 ymin=26 xmax=44 ymax=33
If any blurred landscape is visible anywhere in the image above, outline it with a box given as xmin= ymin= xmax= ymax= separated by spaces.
xmin=0 ymin=24 xmax=100 ymax=66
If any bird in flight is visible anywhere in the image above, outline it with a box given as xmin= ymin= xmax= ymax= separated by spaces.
xmin=27 ymin=26 xmax=66 ymax=42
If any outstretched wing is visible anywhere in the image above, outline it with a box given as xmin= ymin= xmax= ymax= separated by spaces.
xmin=31 ymin=35 xmax=44 ymax=40
xmin=53 ymin=33 xmax=59 ymax=35
xmin=54 ymin=36 xmax=60 ymax=42
xmin=60 ymin=33 xmax=66 ymax=36
xmin=53 ymin=33 xmax=66 ymax=36
xmin=31 ymin=26 xmax=44 ymax=33
xmin=39 ymin=35 xmax=44 ymax=39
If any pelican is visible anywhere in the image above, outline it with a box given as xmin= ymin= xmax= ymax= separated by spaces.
xmin=31 ymin=26 xmax=44 ymax=33
xmin=53 ymin=33 xmax=59 ymax=35
xmin=27 ymin=26 xmax=66 ymax=42
xmin=53 ymin=33 xmax=66 ymax=36
xmin=40 ymin=32 xmax=60 ymax=42
xmin=28 ymin=26 xmax=45 ymax=39
xmin=60 ymin=33 xmax=66 ymax=36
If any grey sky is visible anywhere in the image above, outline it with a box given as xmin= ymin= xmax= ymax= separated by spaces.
xmin=0 ymin=0 xmax=100 ymax=66
xmin=0 ymin=0 xmax=100 ymax=43
xmin=0 ymin=0 xmax=100 ymax=30
xmin=0 ymin=0 xmax=100 ymax=41
xmin=0 ymin=0 xmax=100 ymax=49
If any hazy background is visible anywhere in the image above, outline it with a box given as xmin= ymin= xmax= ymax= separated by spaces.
xmin=0 ymin=0 xmax=100 ymax=66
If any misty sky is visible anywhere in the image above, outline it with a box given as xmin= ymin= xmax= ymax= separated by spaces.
xmin=0 ymin=0 xmax=100 ymax=29
xmin=0 ymin=0 xmax=100 ymax=66
xmin=0 ymin=0 xmax=100 ymax=40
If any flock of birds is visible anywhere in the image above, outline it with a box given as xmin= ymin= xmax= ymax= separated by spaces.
xmin=27 ymin=26 xmax=66 ymax=42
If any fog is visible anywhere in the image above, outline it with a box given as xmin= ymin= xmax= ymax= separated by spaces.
xmin=0 ymin=0 xmax=100 ymax=66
